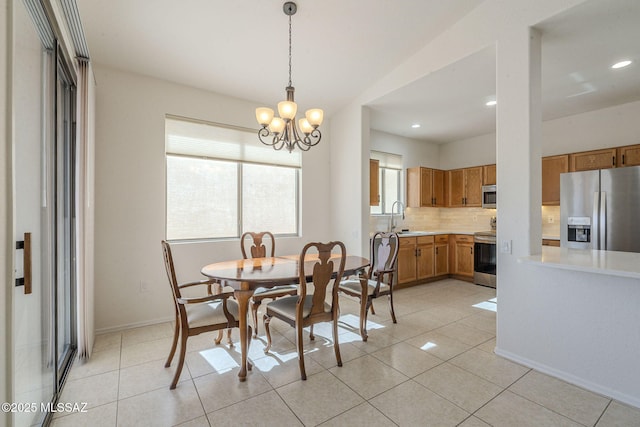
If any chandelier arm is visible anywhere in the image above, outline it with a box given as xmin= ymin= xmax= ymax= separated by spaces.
xmin=301 ymin=128 xmax=322 ymax=147
xmin=258 ymin=127 xmax=285 ymax=150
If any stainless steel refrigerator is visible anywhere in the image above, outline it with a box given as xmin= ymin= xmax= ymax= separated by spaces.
xmin=560 ymin=165 xmax=640 ymax=252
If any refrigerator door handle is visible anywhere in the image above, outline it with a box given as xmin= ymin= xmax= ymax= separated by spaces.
xmin=593 ymin=192 xmax=600 ymax=250
xmin=599 ymin=191 xmax=607 ymax=250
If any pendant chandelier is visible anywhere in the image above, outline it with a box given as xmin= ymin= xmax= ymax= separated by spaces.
xmin=255 ymin=1 xmax=323 ymax=152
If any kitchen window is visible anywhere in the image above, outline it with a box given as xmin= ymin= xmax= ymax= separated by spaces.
xmin=165 ymin=116 xmax=301 ymax=240
xmin=370 ymin=151 xmax=403 ymax=215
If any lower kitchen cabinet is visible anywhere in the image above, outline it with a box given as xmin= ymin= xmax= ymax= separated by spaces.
xmin=397 ymin=237 xmax=417 ymax=284
xmin=397 ymin=235 xmax=449 ymax=286
xmin=451 ymin=234 xmax=474 ymax=279
xmin=416 ymin=236 xmax=435 ymax=280
xmin=434 ymin=235 xmax=449 ymax=276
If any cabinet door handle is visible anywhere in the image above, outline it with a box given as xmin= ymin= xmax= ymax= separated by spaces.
xmin=470 ymin=247 xmax=473 ymax=255
xmin=612 ymin=156 xmax=615 ymax=166
xmin=622 ymin=154 xmax=625 ymax=165
xmin=435 ymin=247 xmax=438 ymax=255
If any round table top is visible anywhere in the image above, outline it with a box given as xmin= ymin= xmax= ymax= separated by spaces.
xmin=201 ymin=255 xmax=369 ymax=289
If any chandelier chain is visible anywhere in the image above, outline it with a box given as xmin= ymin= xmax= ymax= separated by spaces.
xmin=288 ymin=14 xmax=292 ymax=87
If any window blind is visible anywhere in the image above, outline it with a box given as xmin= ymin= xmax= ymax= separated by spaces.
xmin=370 ymin=150 xmax=402 ymax=169
xmin=166 ymin=116 xmax=301 ymax=167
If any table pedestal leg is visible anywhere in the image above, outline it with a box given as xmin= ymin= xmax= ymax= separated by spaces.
xmin=234 ymin=289 xmax=252 ymax=381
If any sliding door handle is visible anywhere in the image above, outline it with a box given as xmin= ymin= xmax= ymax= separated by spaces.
xmin=16 ymin=232 xmax=32 ymax=294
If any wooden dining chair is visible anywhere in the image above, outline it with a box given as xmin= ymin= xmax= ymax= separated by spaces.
xmin=162 ymin=240 xmax=250 ymax=389
xmin=339 ymin=231 xmax=399 ymax=341
xmin=241 ymin=231 xmax=298 ymax=338
xmin=263 ymin=241 xmax=346 ymax=380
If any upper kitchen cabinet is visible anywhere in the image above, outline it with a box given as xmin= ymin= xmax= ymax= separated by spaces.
xmin=369 ymin=159 xmax=380 ymax=206
xmin=617 ymin=144 xmax=640 ymax=167
xmin=542 ymin=155 xmax=568 ymax=205
xmin=569 ymin=148 xmax=617 ymax=172
xmin=483 ymin=164 xmax=496 ymax=185
xmin=407 ymin=167 xmax=446 ymax=207
xmin=448 ymin=166 xmax=483 ymax=207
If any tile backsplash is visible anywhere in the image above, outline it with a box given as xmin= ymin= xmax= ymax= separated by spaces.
xmin=542 ymin=205 xmax=560 ymax=237
xmin=370 ymin=207 xmax=496 ymax=233
xmin=370 ymin=206 xmax=559 ymax=236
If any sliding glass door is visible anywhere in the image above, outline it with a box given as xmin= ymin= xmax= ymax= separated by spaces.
xmin=12 ymin=3 xmax=55 ymax=425
xmin=12 ymin=1 xmax=77 ymax=425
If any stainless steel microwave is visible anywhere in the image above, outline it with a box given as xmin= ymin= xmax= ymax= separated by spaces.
xmin=482 ymin=185 xmax=496 ymax=209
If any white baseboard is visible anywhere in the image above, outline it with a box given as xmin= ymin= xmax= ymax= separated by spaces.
xmin=95 ymin=315 xmax=174 ymax=335
xmin=495 ymin=347 xmax=640 ymax=410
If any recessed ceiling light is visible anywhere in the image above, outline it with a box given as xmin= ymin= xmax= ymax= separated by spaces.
xmin=611 ymin=60 xmax=632 ymax=69
xmin=411 ymin=124 xmax=421 ymax=128
xmin=485 ymin=100 xmax=497 ymax=107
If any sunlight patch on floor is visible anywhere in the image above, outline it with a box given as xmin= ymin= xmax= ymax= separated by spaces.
xmin=197 ymin=347 xmax=239 ymax=373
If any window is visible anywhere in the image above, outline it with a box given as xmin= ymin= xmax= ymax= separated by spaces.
xmin=370 ymin=151 xmax=403 ymax=215
xmin=165 ymin=117 xmax=301 ymax=240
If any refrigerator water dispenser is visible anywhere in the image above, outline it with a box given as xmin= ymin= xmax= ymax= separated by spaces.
xmin=567 ymin=217 xmax=591 ymax=243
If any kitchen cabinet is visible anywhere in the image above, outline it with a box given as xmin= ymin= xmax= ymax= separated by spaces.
xmin=397 ymin=237 xmax=417 ymax=284
xmin=397 ymin=235 xmax=450 ymax=285
xmin=542 ymin=155 xmax=569 ymax=205
xmin=483 ymin=164 xmax=496 ymax=185
xmin=617 ymin=144 xmax=640 ymax=167
xmin=369 ymin=159 xmax=380 ymax=206
xmin=451 ymin=234 xmax=474 ymax=278
xmin=542 ymin=239 xmax=560 ymax=247
xmin=569 ymin=148 xmax=617 ymax=172
xmin=416 ymin=236 xmax=435 ymax=280
xmin=407 ymin=167 xmax=446 ymax=207
xmin=448 ymin=167 xmax=483 ymax=207
xmin=434 ymin=235 xmax=449 ymax=276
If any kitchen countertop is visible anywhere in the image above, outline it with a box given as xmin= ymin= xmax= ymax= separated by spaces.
xmin=519 ymin=246 xmax=640 ymax=279
xmin=542 ymin=235 xmax=560 ymax=240
xmin=394 ymin=230 xmax=484 ymax=237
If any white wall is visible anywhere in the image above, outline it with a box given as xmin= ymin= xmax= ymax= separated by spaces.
xmin=370 ymin=129 xmax=440 ymax=170
xmin=542 ymin=99 xmax=640 ymax=155
xmin=439 ymin=133 xmax=495 ymax=170
xmin=499 ymin=262 xmax=640 ymax=407
xmin=438 ymin=99 xmax=640 ymax=168
xmin=329 ymin=105 xmax=368 ymax=256
xmin=93 ymin=65 xmax=332 ymax=332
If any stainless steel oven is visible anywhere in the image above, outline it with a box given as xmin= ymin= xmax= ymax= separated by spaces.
xmin=474 ymin=231 xmax=496 ymax=288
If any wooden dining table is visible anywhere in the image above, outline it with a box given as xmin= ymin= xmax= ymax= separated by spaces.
xmin=201 ymin=253 xmax=369 ymax=381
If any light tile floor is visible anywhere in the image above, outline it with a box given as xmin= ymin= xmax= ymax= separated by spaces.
xmin=52 ymin=279 xmax=640 ymax=427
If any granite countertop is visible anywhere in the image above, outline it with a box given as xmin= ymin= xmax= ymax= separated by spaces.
xmin=519 ymin=246 xmax=640 ymax=279
xmin=542 ymin=235 xmax=560 ymax=240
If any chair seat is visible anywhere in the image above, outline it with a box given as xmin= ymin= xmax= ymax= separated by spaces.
xmin=186 ymin=299 xmax=239 ymax=328
xmin=339 ymin=278 xmax=390 ymax=296
xmin=266 ymin=295 xmax=329 ymax=320
xmin=253 ymin=284 xmax=298 ymax=299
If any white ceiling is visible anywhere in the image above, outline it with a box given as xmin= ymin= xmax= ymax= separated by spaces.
xmin=76 ymin=0 xmax=640 ymax=144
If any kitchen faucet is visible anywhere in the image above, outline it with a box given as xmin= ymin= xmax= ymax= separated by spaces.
xmin=390 ymin=200 xmax=405 ymax=232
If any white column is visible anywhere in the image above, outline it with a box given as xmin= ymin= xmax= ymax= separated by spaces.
xmin=496 ymin=25 xmax=542 ymax=344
